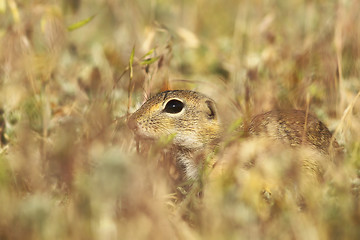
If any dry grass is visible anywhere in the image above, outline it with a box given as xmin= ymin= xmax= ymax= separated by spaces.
xmin=0 ymin=0 xmax=360 ymax=239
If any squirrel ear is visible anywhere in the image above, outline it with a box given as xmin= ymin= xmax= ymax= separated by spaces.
xmin=205 ymin=100 xmax=217 ymax=120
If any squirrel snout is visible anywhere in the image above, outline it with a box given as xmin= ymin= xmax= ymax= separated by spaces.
xmin=127 ymin=115 xmax=138 ymax=132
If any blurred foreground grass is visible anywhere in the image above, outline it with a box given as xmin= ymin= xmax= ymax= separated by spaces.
xmin=0 ymin=0 xmax=360 ymax=239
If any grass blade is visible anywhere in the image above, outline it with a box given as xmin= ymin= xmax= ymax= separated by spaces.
xmin=67 ymin=15 xmax=96 ymax=31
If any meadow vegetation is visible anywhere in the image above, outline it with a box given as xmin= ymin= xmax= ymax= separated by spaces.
xmin=0 ymin=0 xmax=360 ymax=239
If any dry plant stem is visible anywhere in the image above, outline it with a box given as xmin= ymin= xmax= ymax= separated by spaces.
xmin=334 ymin=1 xmax=344 ymax=114
xmin=136 ymin=138 xmax=140 ymax=153
xmin=244 ymin=80 xmax=251 ymax=133
xmin=143 ymin=55 xmax=158 ymax=97
xmin=330 ymin=90 xmax=360 ymax=151
xmin=127 ymin=83 xmax=135 ymax=115
xmin=112 ymin=66 xmax=129 ymax=115
xmin=41 ymin=86 xmax=49 ymax=170
xmin=127 ymin=85 xmax=133 ymax=115
xmin=302 ymin=94 xmax=311 ymax=145
xmin=28 ymin=74 xmax=38 ymax=96
xmin=113 ymin=66 xmax=130 ymax=89
xmin=127 ymin=48 xmax=135 ymax=115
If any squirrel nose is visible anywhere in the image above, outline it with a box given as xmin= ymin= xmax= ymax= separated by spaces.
xmin=127 ymin=115 xmax=138 ymax=132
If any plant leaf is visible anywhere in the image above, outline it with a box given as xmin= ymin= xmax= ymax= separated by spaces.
xmin=67 ymin=15 xmax=96 ymax=31
xmin=140 ymin=57 xmax=160 ymax=65
xmin=129 ymin=46 xmax=135 ymax=79
xmin=141 ymin=48 xmax=156 ymax=58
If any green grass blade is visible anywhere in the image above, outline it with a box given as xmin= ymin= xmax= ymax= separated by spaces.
xmin=129 ymin=46 xmax=135 ymax=79
xmin=142 ymin=48 xmax=155 ymax=58
xmin=140 ymin=56 xmax=159 ymax=65
xmin=67 ymin=14 xmax=96 ymax=31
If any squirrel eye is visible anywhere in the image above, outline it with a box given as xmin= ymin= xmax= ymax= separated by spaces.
xmin=163 ymin=99 xmax=184 ymax=114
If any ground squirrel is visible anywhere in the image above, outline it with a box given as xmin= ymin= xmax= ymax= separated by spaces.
xmin=127 ymin=90 xmax=342 ymax=181
xmin=128 ymin=90 xmax=221 ymax=180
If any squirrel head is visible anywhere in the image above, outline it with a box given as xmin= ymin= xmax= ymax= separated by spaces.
xmin=128 ymin=90 xmax=222 ymax=150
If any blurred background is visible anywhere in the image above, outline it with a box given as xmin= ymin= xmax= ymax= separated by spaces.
xmin=0 ymin=0 xmax=360 ymax=239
